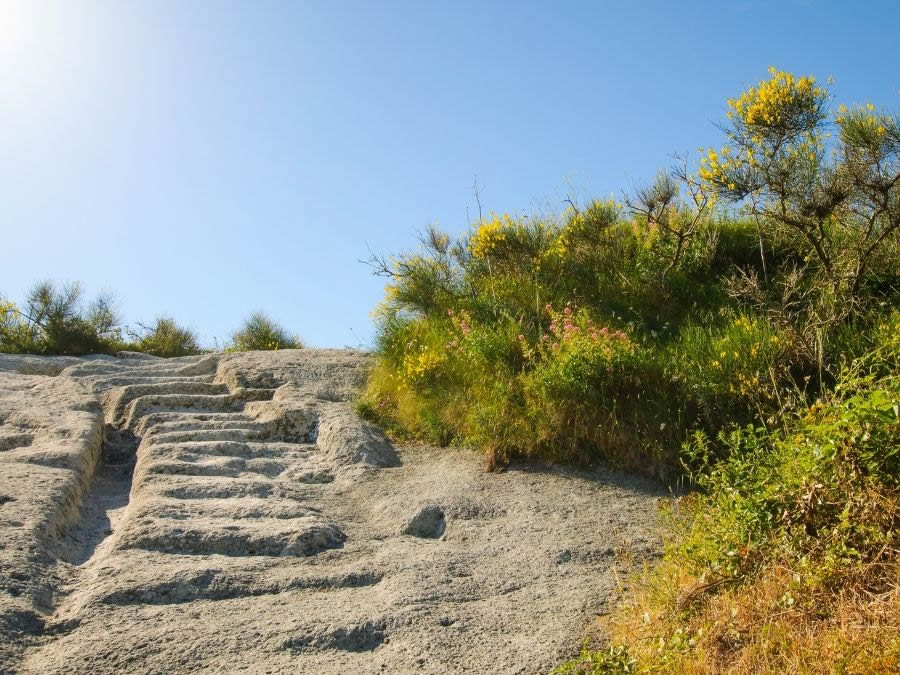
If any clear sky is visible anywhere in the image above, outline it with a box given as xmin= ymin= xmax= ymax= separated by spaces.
xmin=2 ymin=1 xmax=898 ymax=348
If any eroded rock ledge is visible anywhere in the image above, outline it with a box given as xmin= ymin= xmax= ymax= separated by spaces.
xmin=0 ymin=349 xmax=662 ymax=674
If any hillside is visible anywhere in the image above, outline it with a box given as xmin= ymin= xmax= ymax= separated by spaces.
xmin=0 ymin=349 xmax=661 ymax=674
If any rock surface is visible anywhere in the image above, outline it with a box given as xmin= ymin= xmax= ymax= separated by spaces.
xmin=0 ymin=349 xmax=663 ymax=674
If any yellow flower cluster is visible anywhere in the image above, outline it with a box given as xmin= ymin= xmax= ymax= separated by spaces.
xmin=543 ymin=218 xmax=581 ymax=261
xmin=710 ymin=317 xmax=768 ymax=368
xmin=543 ymin=199 xmax=620 ymax=262
xmin=700 ymin=69 xmax=828 ymax=190
xmin=873 ymin=311 xmax=900 ymax=353
xmin=469 ymin=215 xmax=511 ymax=258
xmin=542 ymin=236 xmax=568 ymax=261
xmin=698 ymin=147 xmax=734 ymax=185
xmin=730 ymin=371 xmax=763 ymax=398
xmin=401 ymin=345 xmax=445 ymax=384
xmin=726 ymin=67 xmax=824 ymax=127
xmin=697 ymin=144 xmax=754 ymax=190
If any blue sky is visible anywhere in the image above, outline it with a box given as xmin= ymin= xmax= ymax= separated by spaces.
xmin=2 ymin=1 xmax=898 ymax=347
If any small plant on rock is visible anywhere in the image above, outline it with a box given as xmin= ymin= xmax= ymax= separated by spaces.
xmin=128 ymin=317 xmax=202 ymax=357
xmin=229 ymin=311 xmax=303 ymax=351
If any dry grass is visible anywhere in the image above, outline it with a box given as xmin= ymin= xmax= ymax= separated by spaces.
xmin=602 ymin=558 xmax=900 ymax=674
xmin=565 ymin=480 xmax=899 ymax=675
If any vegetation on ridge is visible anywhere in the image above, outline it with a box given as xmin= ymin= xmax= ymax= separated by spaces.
xmin=362 ymin=69 xmax=900 ymax=671
xmin=0 ymin=281 xmax=124 ymax=356
xmin=228 ymin=310 xmax=304 ymax=351
xmin=126 ymin=317 xmax=202 ymax=357
xmin=0 ymin=281 xmax=303 ymax=356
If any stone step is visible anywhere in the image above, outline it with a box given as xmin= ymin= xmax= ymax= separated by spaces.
xmin=90 ymin=375 xmax=218 ymax=391
xmin=142 ymin=439 xmax=316 ymax=461
xmin=142 ymin=496 xmax=323 ymax=521
xmin=122 ymin=394 xmax=243 ymax=430
xmin=155 ymin=478 xmax=305 ymax=501
xmin=133 ymin=411 xmax=257 ymax=437
xmin=146 ymin=427 xmax=272 ymax=445
xmin=139 ymin=455 xmax=288 ymax=479
xmin=117 ymin=517 xmax=346 ymax=557
xmin=105 ymin=382 xmax=231 ymax=423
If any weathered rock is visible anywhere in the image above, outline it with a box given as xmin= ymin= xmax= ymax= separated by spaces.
xmin=0 ymin=349 xmax=663 ymax=674
xmin=316 ymin=403 xmax=400 ymax=470
xmin=0 ymin=371 xmax=104 ymax=671
xmin=402 ymin=504 xmax=446 ymax=538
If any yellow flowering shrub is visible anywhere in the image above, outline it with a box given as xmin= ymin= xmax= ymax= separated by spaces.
xmin=401 ymin=345 xmax=446 ymax=384
xmin=727 ymin=66 xmax=824 ymax=128
xmin=838 ymin=103 xmax=896 ymax=155
xmin=698 ymin=67 xmax=828 ymax=192
xmin=468 ymin=214 xmax=511 ymax=258
xmin=545 ymin=199 xmax=621 ymax=262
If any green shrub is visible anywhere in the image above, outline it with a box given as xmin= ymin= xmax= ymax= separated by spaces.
xmin=361 ymin=205 xmax=764 ymax=473
xmin=363 ymin=68 xmax=899 ymax=484
xmin=544 ymin=67 xmax=900 ymax=675
xmin=229 ymin=311 xmax=303 ymax=351
xmin=128 ymin=317 xmax=202 ymax=357
xmin=564 ymin=341 xmax=900 ymax=672
xmin=0 ymin=281 xmax=121 ymax=355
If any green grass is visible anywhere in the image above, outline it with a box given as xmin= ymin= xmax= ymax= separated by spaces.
xmin=125 ymin=317 xmax=202 ymax=357
xmin=554 ymin=339 xmax=899 ymax=673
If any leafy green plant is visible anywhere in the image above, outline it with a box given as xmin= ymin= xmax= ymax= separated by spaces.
xmin=553 ymin=643 xmax=636 ymax=674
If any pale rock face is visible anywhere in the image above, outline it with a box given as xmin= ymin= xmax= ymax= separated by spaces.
xmin=0 ymin=348 xmax=663 ymax=674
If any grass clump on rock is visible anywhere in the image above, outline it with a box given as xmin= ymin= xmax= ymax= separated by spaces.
xmin=1 ymin=281 xmax=203 ymax=358
xmin=229 ymin=311 xmax=303 ymax=351
xmin=126 ymin=317 xmax=202 ymax=357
